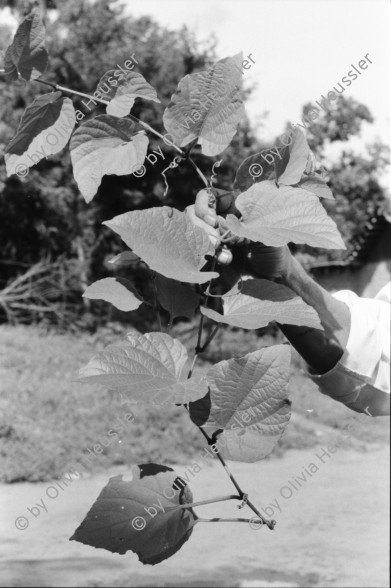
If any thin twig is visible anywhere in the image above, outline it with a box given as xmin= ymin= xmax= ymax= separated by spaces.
xmin=152 ymin=275 xmax=162 ymax=332
xmin=32 ymin=78 xmax=57 ymax=90
xmin=200 ymin=323 xmax=220 ymax=352
xmin=167 ymin=494 xmax=241 ymax=511
xmin=204 ymin=442 xmax=275 ymax=529
xmin=187 ymin=156 xmax=209 ymax=187
xmin=214 ymin=450 xmax=244 ymax=497
xmin=187 ymin=353 xmax=199 ymax=379
xmin=196 ymin=517 xmax=261 ymax=524
xmin=188 ymin=255 xmax=218 ymax=377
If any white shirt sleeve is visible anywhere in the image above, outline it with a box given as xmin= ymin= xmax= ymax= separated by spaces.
xmin=308 ymin=283 xmax=390 ymax=416
xmin=333 ymin=285 xmax=390 ymax=394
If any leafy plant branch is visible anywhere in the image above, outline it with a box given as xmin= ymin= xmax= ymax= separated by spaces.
xmin=2 ymin=8 xmax=345 ymax=565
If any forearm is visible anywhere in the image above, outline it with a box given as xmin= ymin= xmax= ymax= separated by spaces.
xmin=277 ymin=255 xmax=351 ymax=374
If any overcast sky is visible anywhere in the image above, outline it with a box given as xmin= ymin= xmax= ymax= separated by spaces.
xmin=118 ymin=0 xmax=390 ymax=155
xmin=1 ymin=0 xmax=390 ymax=160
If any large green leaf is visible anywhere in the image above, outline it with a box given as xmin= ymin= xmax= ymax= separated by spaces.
xmin=70 ymin=464 xmax=197 ymax=564
xmin=83 ymin=277 xmax=144 ymax=312
xmin=78 ymin=332 xmax=207 ymax=404
xmin=233 ymin=145 xmax=276 ymax=191
xmin=226 ymin=181 xmax=345 ymax=249
xmin=104 ymin=207 xmax=219 ymax=284
xmin=70 ymin=115 xmax=148 ymax=202
xmin=5 ymin=92 xmax=75 ymax=177
xmin=190 ymin=346 xmax=291 ymax=462
xmin=274 ymin=128 xmax=311 ymax=185
xmin=3 ymin=8 xmax=48 ymax=82
xmin=163 ymin=53 xmax=245 ymax=156
xmin=155 ymin=274 xmax=200 ymax=322
xmin=201 ymin=279 xmax=322 ymax=329
xmin=96 ymin=69 xmax=160 ymax=118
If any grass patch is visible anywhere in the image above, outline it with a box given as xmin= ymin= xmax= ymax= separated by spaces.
xmin=1 ymin=324 xmax=388 ymax=483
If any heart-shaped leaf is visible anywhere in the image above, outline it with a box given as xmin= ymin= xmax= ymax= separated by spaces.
xmin=83 ymin=277 xmax=144 ymax=312
xmin=78 ymin=331 xmax=208 ymax=404
xmin=226 ymin=181 xmax=345 ymax=249
xmin=155 ymin=274 xmax=200 ymax=322
xmin=201 ymin=279 xmax=322 ymax=330
xmin=5 ymin=92 xmax=75 ymax=177
xmin=3 ymin=8 xmax=48 ymax=82
xmin=163 ymin=53 xmax=245 ymax=156
xmin=96 ymin=69 xmax=160 ymax=118
xmin=70 ymin=464 xmax=197 ymax=565
xmin=104 ymin=207 xmax=219 ymax=284
xmin=190 ymin=345 xmax=291 ymax=462
xmin=70 ymin=115 xmax=148 ymax=202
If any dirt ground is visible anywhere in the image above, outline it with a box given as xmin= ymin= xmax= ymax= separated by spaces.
xmin=0 ymin=446 xmax=389 ymax=588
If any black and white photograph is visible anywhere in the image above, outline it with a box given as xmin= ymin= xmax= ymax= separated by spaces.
xmin=0 ymin=0 xmax=390 ymax=586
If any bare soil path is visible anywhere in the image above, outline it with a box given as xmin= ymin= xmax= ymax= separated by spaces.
xmin=0 ymin=447 xmax=389 ymax=587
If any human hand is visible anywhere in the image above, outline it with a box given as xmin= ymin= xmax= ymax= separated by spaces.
xmin=186 ymin=188 xmax=292 ymax=280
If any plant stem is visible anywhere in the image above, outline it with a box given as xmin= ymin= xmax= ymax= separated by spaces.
xmin=188 ymin=424 xmax=256 ymax=514
xmin=200 ymin=323 xmax=220 ymax=352
xmin=152 ymin=275 xmax=162 ymax=332
xmin=170 ymin=494 xmax=241 ymax=510
xmin=187 ymin=255 xmax=218 ymax=378
xmin=180 ymin=406 xmax=275 ymax=529
xmin=187 ymin=156 xmax=209 ymax=187
xmin=213 ymin=450 xmax=244 ymax=497
xmin=194 ymin=313 xmax=205 ymax=357
xmin=187 ymin=353 xmax=199 ymax=379
xmin=209 ymin=448 xmax=275 ymax=529
xmin=196 ymin=517 xmax=261 ymax=524
xmin=32 ymin=78 xmax=57 ymax=90
xmin=202 ymin=255 xmax=217 ymax=311
xmin=184 ymin=274 xmax=276 ymax=531
xmin=246 ymin=498 xmax=276 ymax=530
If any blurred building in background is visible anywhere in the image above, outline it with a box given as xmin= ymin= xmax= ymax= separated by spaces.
xmin=308 ymin=207 xmax=391 ymax=297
